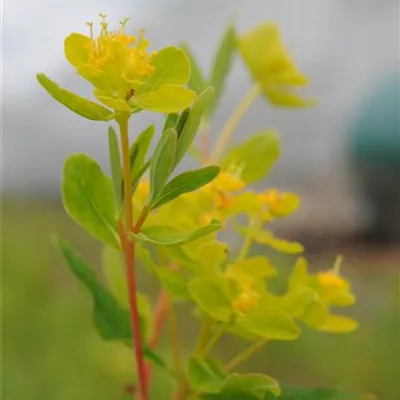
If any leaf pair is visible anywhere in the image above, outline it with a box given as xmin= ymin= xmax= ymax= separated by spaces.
xmin=188 ymin=358 xmax=280 ymax=399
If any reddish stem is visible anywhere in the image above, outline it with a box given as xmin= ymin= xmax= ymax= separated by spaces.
xmin=119 ymin=117 xmax=149 ymax=400
xmin=145 ymin=263 xmax=179 ymax=387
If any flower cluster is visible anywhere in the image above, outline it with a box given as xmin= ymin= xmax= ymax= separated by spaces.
xmin=65 ymin=15 xmax=156 ymax=102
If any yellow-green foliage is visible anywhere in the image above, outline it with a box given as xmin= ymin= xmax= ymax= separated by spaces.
xmin=37 ymin=14 xmax=359 ymax=400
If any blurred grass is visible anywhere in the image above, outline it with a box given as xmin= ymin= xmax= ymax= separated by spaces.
xmin=3 ymin=199 xmax=400 ymax=399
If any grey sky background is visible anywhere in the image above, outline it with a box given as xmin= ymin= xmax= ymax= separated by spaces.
xmin=3 ymin=0 xmax=399 ymax=222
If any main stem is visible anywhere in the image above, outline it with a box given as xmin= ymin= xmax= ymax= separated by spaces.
xmin=119 ymin=117 xmax=149 ymax=400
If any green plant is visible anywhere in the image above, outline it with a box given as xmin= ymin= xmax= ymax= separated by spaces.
xmin=37 ymin=15 xmax=363 ymax=400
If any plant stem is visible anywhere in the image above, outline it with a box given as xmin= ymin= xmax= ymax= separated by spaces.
xmin=210 ymin=85 xmax=260 ymax=162
xmin=118 ymin=117 xmax=149 ymax=400
xmin=166 ymin=293 xmax=182 ymax=374
xmin=201 ymin=325 xmax=225 ymax=357
xmin=195 ymin=318 xmax=213 ymax=357
xmin=224 ymin=338 xmax=267 ymax=372
xmin=237 ymin=217 xmax=259 ymax=261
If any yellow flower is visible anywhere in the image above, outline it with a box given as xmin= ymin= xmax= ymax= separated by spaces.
xmin=200 ymin=171 xmax=245 ymax=212
xmin=317 ymin=271 xmax=346 ymax=289
xmin=136 ymin=181 xmax=150 ymax=200
xmin=239 ymin=23 xmax=315 ymax=107
xmin=203 ymin=171 xmax=245 ymax=193
xmin=233 ymin=284 xmax=261 ymax=314
xmin=257 ymin=188 xmax=300 ymax=217
xmin=64 ymin=15 xmax=155 ymax=101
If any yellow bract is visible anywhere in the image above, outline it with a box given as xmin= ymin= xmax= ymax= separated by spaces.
xmin=64 ymin=16 xmax=156 ymax=100
xmin=203 ymin=171 xmax=245 ymax=193
xmin=233 ymin=284 xmax=261 ymax=314
xmin=257 ymin=188 xmax=300 ymax=218
xmin=317 ymin=271 xmax=346 ymax=289
xmin=239 ymin=23 xmax=316 ymax=107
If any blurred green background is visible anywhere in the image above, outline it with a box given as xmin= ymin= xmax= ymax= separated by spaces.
xmin=3 ymin=199 xmax=399 ymax=400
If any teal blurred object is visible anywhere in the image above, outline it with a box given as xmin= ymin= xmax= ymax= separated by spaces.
xmin=350 ymin=74 xmax=400 ymax=242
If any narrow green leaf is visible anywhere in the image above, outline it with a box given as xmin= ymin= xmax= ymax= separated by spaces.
xmin=189 ymin=277 xmax=233 ymax=322
xmin=175 ymin=87 xmax=214 ymax=166
xmin=151 ymin=165 xmax=220 ymax=209
xmin=130 ymin=125 xmax=155 ymax=185
xmin=149 ymin=128 xmax=178 ymax=203
xmin=221 ymin=131 xmax=280 ymax=183
xmin=176 ymin=108 xmax=191 ymax=138
xmin=62 ymin=153 xmax=119 ymax=248
xmin=54 ymin=238 xmax=166 ymax=367
xmin=188 ymin=358 xmax=227 ymax=393
xmin=130 ymin=219 xmax=222 ymax=246
xmin=36 ymin=73 xmax=114 ymax=121
xmin=163 ymin=113 xmax=180 ymax=132
xmin=180 ymin=43 xmax=207 ymax=93
xmin=108 ymin=126 xmax=122 ymax=208
xmin=132 ymin=160 xmax=151 ymax=193
xmin=206 ymin=25 xmax=237 ymax=118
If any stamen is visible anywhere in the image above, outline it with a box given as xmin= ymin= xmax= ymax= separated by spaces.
xmin=86 ymin=22 xmax=94 ymax=40
xmin=119 ymin=17 xmax=130 ymax=32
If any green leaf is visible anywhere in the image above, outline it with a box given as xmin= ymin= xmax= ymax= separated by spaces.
xmin=189 ymin=277 xmax=233 ymax=322
xmin=131 ymin=84 xmax=196 ymax=113
xmin=151 ymin=165 xmax=220 ymax=209
xmin=301 ymin=297 xmax=328 ymax=328
xmin=149 ymin=128 xmax=178 ymax=203
xmin=156 ymin=268 xmax=191 ymax=300
xmin=227 ymin=256 xmax=277 ymax=280
xmin=265 ymin=384 xmax=359 ymax=400
xmin=108 ymin=126 xmax=122 ymax=207
xmin=180 ymin=43 xmax=207 ymax=93
xmin=36 ymin=73 xmax=114 ymax=121
xmin=236 ymin=307 xmax=300 ymax=340
xmin=101 ymin=246 xmax=128 ymax=307
xmin=132 ymin=160 xmax=151 ymax=194
xmin=130 ymin=219 xmax=222 ymax=246
xmin=188 ymin=358 xmax=227 ymax=393
xmin=203 ymin=373 xmax=280 ymax=400
xmin=54 ymin=237 xmax=132 ymax=341
xmin=138 ymin=46 xmax=191 ymax=92
xmin=221 ymin=131 xmax=280 ymax=183
xmin=206 ymin=25 xmax=237 ymax=119
xmin=54 ymin=238 xmax=165 ymax=367
xmin=175 ymin=87 xmax=214 ymax=166
xmin=130 ymin=125 xmax=155 ymax=185
xmin=176 ymin=108 xmax=191 ymax=138
xmin=288 ymin=257 xmax=309 ymax=292
xmin=94 ymin=90 xmax=132 ymax=112
xmin=101 ymin=246 xmax=154 ymax=338
xmin=62 ymin=153 xmax=119 ymax=248
xmin=163 ymin=113 xmax=180 ymax=132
